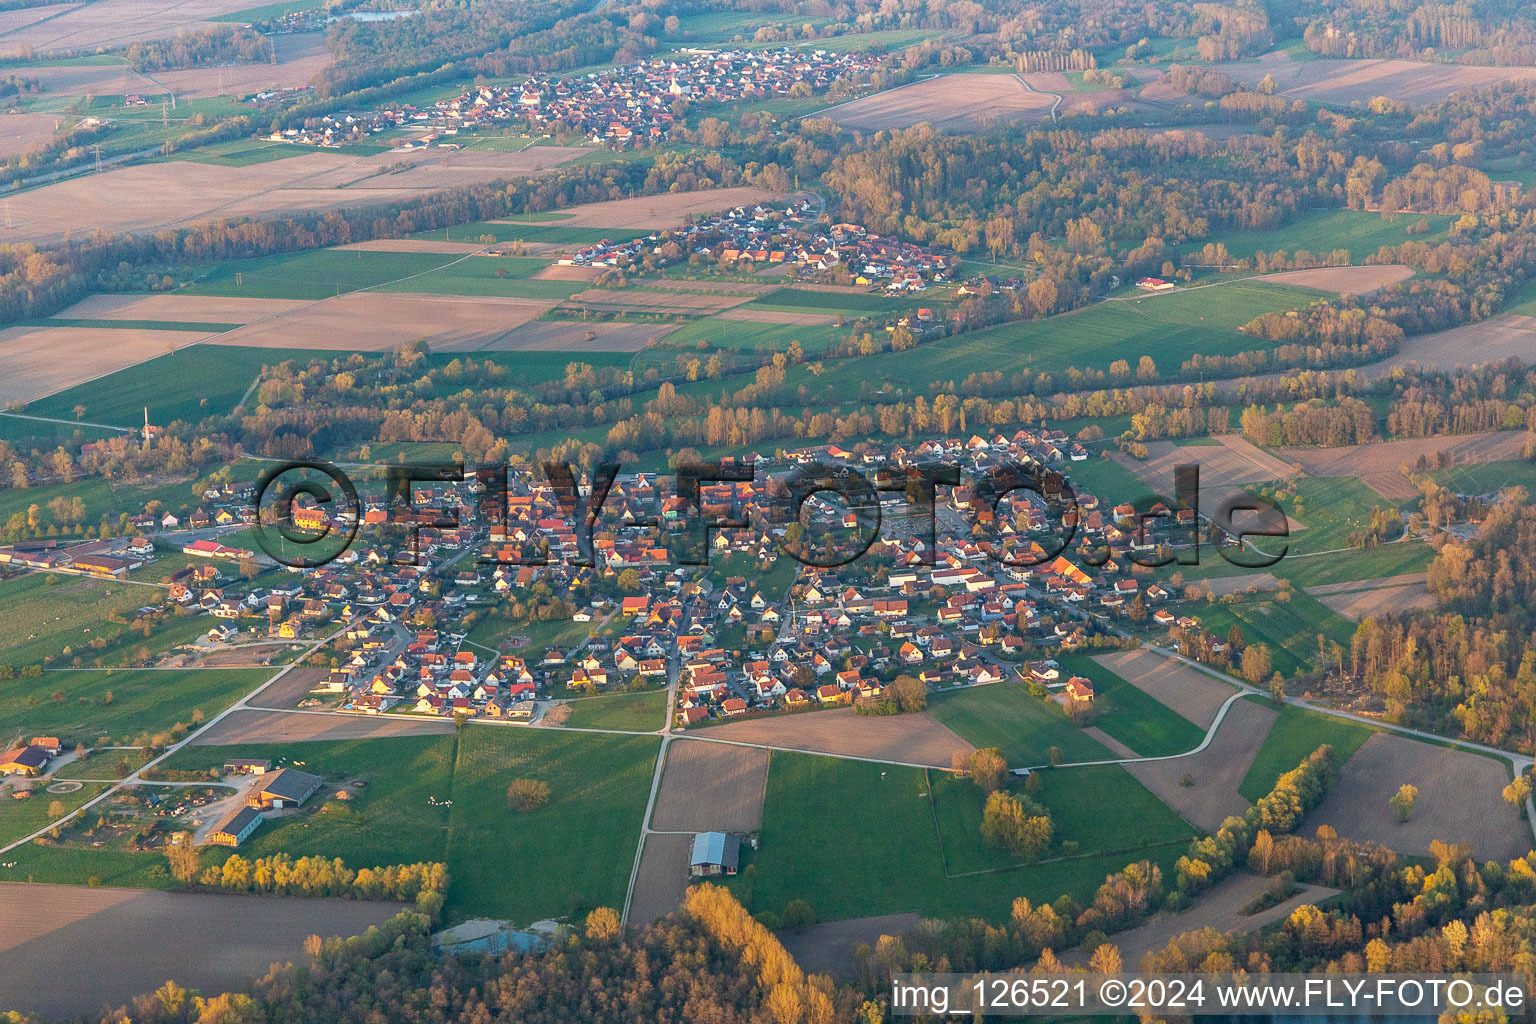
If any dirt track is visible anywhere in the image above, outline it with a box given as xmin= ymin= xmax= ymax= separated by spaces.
xmin=0 ymin=882 xmax=403 ymax=1019
xmin=651 ymin=740 xmax=769 ymax=833
xmin=691 ymin=707 xmax=974 ymax=768
xmin=1304 ymin=732 xmax=1529 ymax=860
xmin=1120 ymin=698 xmax=1277 ymax=833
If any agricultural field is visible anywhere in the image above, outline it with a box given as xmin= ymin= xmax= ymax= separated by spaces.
xmin=9 ymin=146 xmax=586 ymax=245
xmin=1308 ymin=573 xmax=1436 ymax=622
xmin=0 ymin=574 xmax=157 ymax=670
xmin=26 ymin=344 xmax=315 ymax=425
xmin=181 ymin=249 xmax=460 ymax=300
xmin=0 ymin=325 xmax=212 ymax=409
xmin=1238 ymin=701 xmax=1376 ymax=802
xmin=1171 ymin=589 xmax=1355 ymax=678
xmin=1180 ymin=208 xmax=1452 ymax=262
xmin=818 ymin=73 xmax=1056 ymax=133
xmin=1256 ymin=264 xmax=1414 ymax=297
xmin=0 ymin=665 xmax=269 ymax=743
xmin=927 ymin=683 xmax=1110 ymax=766
xmin=561 ymin=688 xmax=667 ymax=731
xmin=1429 ymin=459 xmax=1536 ymax=496
xmin=730 ymin=752 xmax=1187 ymax=923
xmin=650 ymin=741 xmax=769 ymax=834
xmin=791 ymin=280 xmax=1317 ymax=402
xmin=149 ymin=726 xmax=660 ymax=924
xmin=693 ymin=706 xmax=973 ymax=768
xmin=1088 ymin=649 xmax=1234 ymax=731
xmin=1120 ymin=697 xmax=1278 ymax=833
xmin=1277 ymin=431 xmax=1530 ymax=500
xmin=1060 ymin=653 xmax=1205 ymax=757
xmin=1304 ymin=733 xmax=1528 ymax=860
xmin=1218 ymin=53 xmax=1536 ymax=107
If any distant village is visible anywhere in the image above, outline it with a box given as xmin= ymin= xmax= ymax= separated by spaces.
xmin=267 ymin=47 xmax=882 ymax=149
xmin=0 ymin=429 xmax=1233 ymax=748
xmin=557 ymin=199 xmax=954 ymax=291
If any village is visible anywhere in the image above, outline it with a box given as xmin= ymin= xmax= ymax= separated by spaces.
xmin=267 ymin=47 xmax=882 ymax=149
xmin=554 ymin=199 xmax=954 ymax=290
xmin=0 ymin=428 xmax=1233 ymax=759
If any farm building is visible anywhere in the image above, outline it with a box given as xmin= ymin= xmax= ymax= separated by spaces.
xmin=223 ymin=758 xmax=273 ymax=775
xmin=690 ymin=832 xmax=741 ymax=877
xmin=0 ymin=745 xmax=54 ymax=777
xmin=207 ymin=806 xmax=264 ymax=847
xmin=246 ymin=768 xmax=323 ymax=810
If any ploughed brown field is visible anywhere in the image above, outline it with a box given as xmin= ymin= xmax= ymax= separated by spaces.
xmin=1060 ymin=872 xmax=1338 ymax=972
xmin=1120 ymin=697 xmax=1278 ymax=833
xmin=651 ymin=740 xmax=770 ymax=833
xmin=0 ymin=0 xmax=270 ymax=53
xmin=1222 ymin=52 xmax=1536 ymax=106
xmin=245 ymin=667 xmax=334 ymax=711
xmin=14 ymin=146 xmax=586 ymax=244
xmin=498 ymin=186 xmax=786 ymax=230
xmin=564 ymin=287 xmax=752 ymax=315
xmin=819 ymin=74 xmax=1056 ymax=133
xmin=190 ymin=708 xmax=454 ymax=744
xmin=476 ymin=319 xmax=677 ymax=352
xmin=1276 ymin=429 xmax=1528 ymax=498
xmin=715 ymin=308 xmax=840 ymax=326
xmin=58 ymin=293 xmax=308 ymax=323
xmin=1112 ymin=434 xmax=1298 ymax=505
xmin=689 ymin=706 xmax=974 ymax=768
xmin=1304 ymin=732 xmax=1529 ymax=861
xmin=1256 ymin=264 xmax=1414 ymax=297
xmin=204 ymin=292 xmax=557 ymax=352
xmin=0 ymin=325 xmax=210 ymax=406
xmin=1196 ymin=572 xmax=1282 ymax=598
xmin=1361 ymin=313 xmax=1536 ymax=380
xmin=1308 ymin=573 xmax=1437 ymax=621
xmin=627 ymin=833 xmax=693 ymax=925
xmin=780 ymin=913 xmax=922 ymax=978
xmin=0 ymin=882 xmax=404 ymax=1019
xmin=0 ymin=112 xmax=65 ymax=159
xmin=1091 ymin=649 xmax=1234 ymax=729
xmin=151 ymin=32 xmax=332 ymax=100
